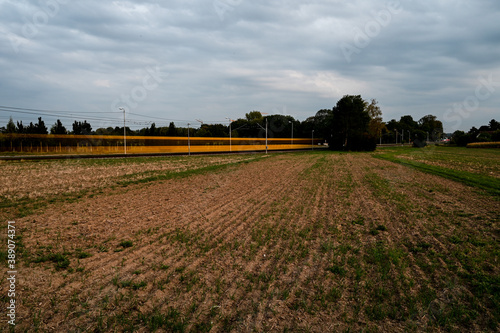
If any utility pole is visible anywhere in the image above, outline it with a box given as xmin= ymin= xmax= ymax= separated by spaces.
xmin=312 ymin=130 xmax=315 ymax=150
xmin=289 ymin=120 xmax=293 ymax=149
xmin=119 ymin=107 xmax=126 ymax=154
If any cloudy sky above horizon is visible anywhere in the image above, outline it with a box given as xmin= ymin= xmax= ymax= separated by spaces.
xmin=1 ymin=0 xmax=499 ymax=132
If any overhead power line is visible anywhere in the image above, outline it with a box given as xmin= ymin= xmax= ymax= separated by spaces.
xmin=0 ymin=105 xmax=232 ymax=128
xmin=0 ymin=105 xmax=125 ymax=123
xmin=127 ymin=112 xmax=193 ymax=123
xmin=0 ymin=105 xmax=122 ymax=114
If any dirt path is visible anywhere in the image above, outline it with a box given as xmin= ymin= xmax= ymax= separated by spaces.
xmin=2 ymin=152 xmax=498 ymax=332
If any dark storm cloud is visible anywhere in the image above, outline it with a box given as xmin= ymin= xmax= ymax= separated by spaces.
xmin=0 ymin=0 xmax=498 ymax=131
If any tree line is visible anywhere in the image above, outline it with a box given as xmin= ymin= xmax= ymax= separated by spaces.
xmin=3 ymin=95 xmax=474 ymax=151
xmin=450 ymin=120 xmax=500 ymax=146
xmin=4 ymin=118 xmax=92 ymax=136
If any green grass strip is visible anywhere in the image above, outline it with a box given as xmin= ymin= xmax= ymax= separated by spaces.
xmin=375 ymin=152 xmax=500 ymax=197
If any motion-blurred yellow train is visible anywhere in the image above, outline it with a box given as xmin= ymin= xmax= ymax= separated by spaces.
xmin=0 ymin=134 xmax=325 ymax=155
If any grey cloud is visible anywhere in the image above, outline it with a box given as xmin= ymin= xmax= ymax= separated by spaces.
xmin=0 ymin=0 xmax=498 ymax=131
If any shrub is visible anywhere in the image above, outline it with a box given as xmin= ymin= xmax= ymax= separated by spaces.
xmin=413 ymin=138 xmax=427 ymax=148
xmin=451 ymin=130 xmax=473 ymax=146
xmin=492 ymin=130 xmax=500 ymax=142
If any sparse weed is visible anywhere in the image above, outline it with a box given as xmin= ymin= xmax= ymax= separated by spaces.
xmin=119 ymin=240 xmax=133 ymax=248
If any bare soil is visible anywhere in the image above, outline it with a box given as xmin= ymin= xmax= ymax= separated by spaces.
xmin=0 ymin=155 xmax=254 ymax=201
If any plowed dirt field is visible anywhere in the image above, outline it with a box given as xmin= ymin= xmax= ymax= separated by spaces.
xmin=1 ymin=151 xmax=498 ymax=332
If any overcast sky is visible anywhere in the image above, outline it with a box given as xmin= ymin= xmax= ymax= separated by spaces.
xmin=1 ymin=0 xmax=499 ymax=132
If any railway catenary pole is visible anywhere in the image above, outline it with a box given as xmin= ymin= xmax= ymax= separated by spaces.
xmin=255 ymin=118 xmax=268 ymax=154
xmin=289 ymin=120 xmax=293 ymax=148
xmin=225 ymin=117 xmax=232 ymax=152
xmin=265 ymin=118 xmax=268 ymax=154
xmin=187 ymin=123 xmax=191 ymax=156
xmin=119 ymin=107 xmax=126 ymax=154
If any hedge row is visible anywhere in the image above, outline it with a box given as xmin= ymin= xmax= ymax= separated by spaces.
xmin=466 ymin=142 xmax=500 ymax=148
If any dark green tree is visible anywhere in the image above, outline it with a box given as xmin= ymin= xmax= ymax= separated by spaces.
xmin=488 ymin=119 xmax=499 ymax=131
xmin=140 ymin=123 xmax=158 ymax=136
xmin=167 ymin=122 xmax=177 ymax=136
xmin=72 ymin=120 xmax=92 ymax=135
xmin=229 ymin=118 xmax=250 ymax=137
xmin=266 ymin=114 xmax=297 ymax=138
xmin=16 ymin=121 xmax=25 ymax=133
xmin=385 ymin=119 xmax=400 ymax=132
xmin=195 ymin=125 xmax=212 ymax=137
xmin=95 ymin=127 xmax=113 ymax=135
xmin=245 ymin=111 xmax=263 ymax=124
xmin=231 ymin=113 xmax=265 ymax=138
xmin=398 ymin=115 xmax=420 ymax=143
xmin=329 ymin=95 xmax=375 ymax=151
xmin=50 ymin=119 xmax=67 ymax=134
xmin=399 ymin=115 xmax=418 ymax=130
xmin=34 ymin=117 xmax=48 ymax=134
xmin=418 ymin=115 xmax=443 ymax=140
xmin=143 ymin=123 xmax=157 ymax=136
xmin=201 ymin=124 xmax=228 ymax=137
xmin=451 ymin=130 xmax=471 ymax=146
xmin=468 ymin=126 xmax=480 ymax=138
xmin=6 ymin=117 xmax=16 ymax=133
xmin=298 ymin=116 xmax=315 ymax=138
xmin=310 ymin=109 xmax=332 ymax=141
xmin=26 ymin=122 xmax=36 ymax=134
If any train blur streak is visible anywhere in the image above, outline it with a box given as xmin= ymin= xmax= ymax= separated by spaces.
xmin=0 ymin=134 xmax=325 ymax=155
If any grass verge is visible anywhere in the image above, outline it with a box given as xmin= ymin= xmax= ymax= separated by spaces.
xmin=374 ymin=148 xmax=500 ymax=197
